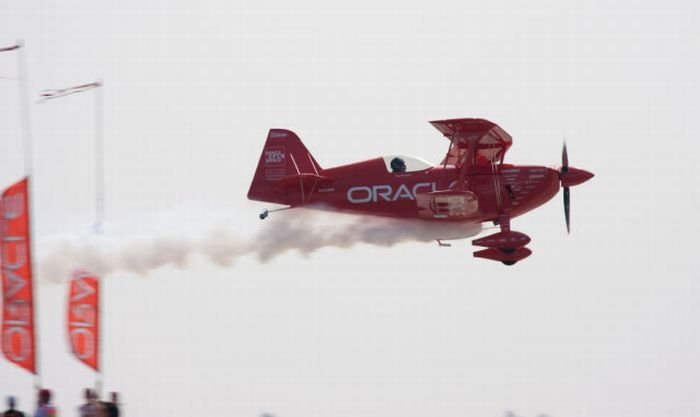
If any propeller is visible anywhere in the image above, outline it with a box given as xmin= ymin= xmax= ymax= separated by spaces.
xmin=558 ymin=142 xmax=594 ymax=233
xmin=561 ymin=143 xmax=570 ymax=233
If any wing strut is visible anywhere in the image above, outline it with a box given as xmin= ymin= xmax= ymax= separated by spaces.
xmin=471 ymin=143 xmax=532 ymax=266
xmin=490 ymin=146 xmax=503 ymax=212
xmin=455 ymin=133 xmax=477 ymax=191
xmin=438 ymin=139 xmax=453 ymax=187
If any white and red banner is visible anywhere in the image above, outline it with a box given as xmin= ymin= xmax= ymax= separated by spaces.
xmin=0 ymin=177 xmax=36 ymax=374
xmin=67 ymin=270 xmax=99 ymax=371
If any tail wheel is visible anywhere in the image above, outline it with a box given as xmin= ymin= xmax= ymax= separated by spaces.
xmin=500 ymin=248 xmax=518 ymax=264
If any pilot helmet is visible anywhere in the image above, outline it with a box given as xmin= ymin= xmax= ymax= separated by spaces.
xmin=391 ymin=157 xmax=406 ymax=172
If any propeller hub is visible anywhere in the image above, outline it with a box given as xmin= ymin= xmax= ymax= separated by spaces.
xmin=560 ymin=167 xmax=594 ymax=187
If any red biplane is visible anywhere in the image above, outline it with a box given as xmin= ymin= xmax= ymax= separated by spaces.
xmin=248 ymin=118 xmax=593 ymax=265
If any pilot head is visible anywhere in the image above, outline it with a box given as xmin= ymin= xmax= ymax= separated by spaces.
xmin=38 ymin=389 xmax=51 ymax=405
xmin=391 ymin=157 xmax=406 ymax=173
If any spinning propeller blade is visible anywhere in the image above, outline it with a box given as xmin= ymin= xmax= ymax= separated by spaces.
xmin=561 ymin=142 xmax=570 ymax=233
xmin=558 ymin=142 xmax=593 ymax=233
xmin=563 ymin=186 xmax=570 ymax=233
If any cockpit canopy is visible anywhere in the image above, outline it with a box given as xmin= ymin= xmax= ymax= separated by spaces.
xmin=383 ymin=155 xmax=433 ymax=173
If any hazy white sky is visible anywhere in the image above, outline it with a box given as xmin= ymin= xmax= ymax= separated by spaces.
xmin=2 ymin=0 xmax=700 ymax=416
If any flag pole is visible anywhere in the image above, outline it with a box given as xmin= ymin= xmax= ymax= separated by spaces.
xmin=38 ymin=79 xmax=105 ymax=395
xmin=16 ymin=40 xmax=33 ymax=177
xmin=16 ymin=39 xmax=41 ymax=392
xmin=94 ymin=81 xmax=104 ymax=235
xmin=94 ymin=81 xmax=104 ymax=397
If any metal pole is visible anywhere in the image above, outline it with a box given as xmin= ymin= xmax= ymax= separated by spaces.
xmin=95 ymin=357 xmax=103 ymax=398
xmin=94 ymin=82 xmax=104 ymax=234
xmin=93 ymin=82 xmax=104 ymax=397
xmin=16 ymin=39 xmax=42 ymax=391
xmin=36 ymin=79 xmax=105 ymax=393
xmin=16 ymin=39 xmax=33 ymax=177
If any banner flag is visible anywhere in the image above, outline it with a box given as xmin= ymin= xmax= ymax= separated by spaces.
xmin=67 ymin=270 xmax=99 ymax=371
xmin=0 ymin=177 xmax=36 ymax=374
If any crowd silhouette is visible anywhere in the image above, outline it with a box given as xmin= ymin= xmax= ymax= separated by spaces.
xmin=2 ymin=389 xmax=120 ymax=417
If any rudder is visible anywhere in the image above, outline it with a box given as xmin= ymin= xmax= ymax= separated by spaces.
xmin=247 ymin=129 xmax=323 ymax=205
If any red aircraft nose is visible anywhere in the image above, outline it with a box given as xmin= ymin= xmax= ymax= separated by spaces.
xmin=560 ymin=167 xmax=594 ymax=187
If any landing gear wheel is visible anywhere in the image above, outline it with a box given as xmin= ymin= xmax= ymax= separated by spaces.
xmin=502 ymin=260 xmax=517 ymax=266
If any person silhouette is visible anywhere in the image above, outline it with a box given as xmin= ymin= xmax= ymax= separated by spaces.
xmin=102 ymin=392 xmax=119 ymax=417
xmin=390 ymin=157 xmax=406 ymax=173
xmin=3 ymin=396 xmax=25 ymax=417
xmin=79 ymin=389 xmax=105 ymax=417
xmin=34 ymin=390 xmax=56 ymax=417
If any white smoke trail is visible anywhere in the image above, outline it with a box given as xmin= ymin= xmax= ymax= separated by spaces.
xmin=36 ymin=209 xmax=482 ymax=283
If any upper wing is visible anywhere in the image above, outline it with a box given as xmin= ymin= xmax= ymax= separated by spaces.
xmin=429 ymin=118 xmax=513 ymax=167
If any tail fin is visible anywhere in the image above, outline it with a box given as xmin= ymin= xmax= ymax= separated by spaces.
xmin=247 ymin=129 xmax=323 ymax=205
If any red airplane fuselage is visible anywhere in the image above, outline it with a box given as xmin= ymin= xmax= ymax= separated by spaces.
xmin=307 ymin=160 xmax=559 ymax=223
xmin=248 ymin=119 xmax=593 ymax=264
